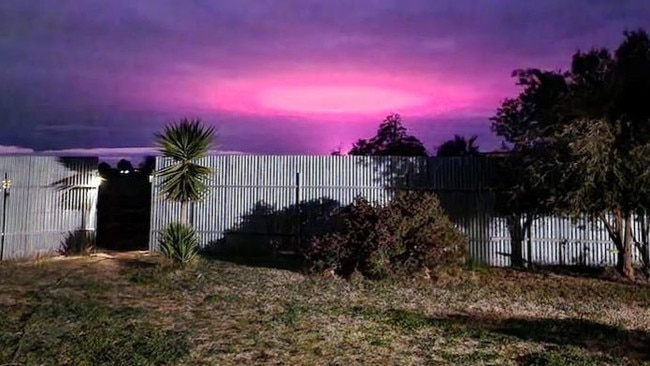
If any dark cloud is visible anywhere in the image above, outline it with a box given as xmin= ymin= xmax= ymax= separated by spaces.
xmin=1 ymin=0 xmax=649 ymax=153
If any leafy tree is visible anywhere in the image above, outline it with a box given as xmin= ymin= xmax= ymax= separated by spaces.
xmin=349 ymin=114 xmax=427 ymax=156
xmin=98 ymin=162 xmax=113 ymax=178
xmin=490 ymin=69 xmax=570 ymax=268
xmin=117 ymin=159 xmax=134 ymax=172
xmin=436 ymin=135 xmax=480 ymax=157
xmin=139 ymin=156 xmax=156 ymax=175
xmin=155 ymin=118 xmax=215 ymax=225
xmin=330 ymin=145 xmax=344 ymax=156
xmin=492 ymin=29 xmax=650 ymax=279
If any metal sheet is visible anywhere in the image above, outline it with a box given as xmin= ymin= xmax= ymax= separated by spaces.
xmin=149 ymin=155 xmax=645 ymax=267
xmin=0 ymin=156 xmax=99 ymax=260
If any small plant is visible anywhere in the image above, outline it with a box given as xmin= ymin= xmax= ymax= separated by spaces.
xmin=159 ymin=222 xmax=199 ymax=265
xmin=306 ymin=191 xmax=467 ymax=279
xmin=58 ymin=230 xmax=95 ymax=256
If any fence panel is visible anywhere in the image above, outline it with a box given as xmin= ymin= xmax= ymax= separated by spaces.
xmin=0 ymin=156 xmax=99 ymax=260
xmin=150 ymin=155 xmax=644 ymax=267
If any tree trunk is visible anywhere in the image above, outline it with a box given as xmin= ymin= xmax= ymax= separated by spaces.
xmin=180 ymin=201 xmax=188 ymax=226
xmin=621 ymin=212 xmax=635 ymax=280
xmin=507 ymin=215 xmax=525 ymax=268
xmin=638 ymin=211 xmax=650 ymax=280
xmin=524 ymin=214 xmax=533 ymax=269
xmin=640 ymin=243 xmax=650 ymax=280
xmin=602 ymin=211 xmax=635 ymax=280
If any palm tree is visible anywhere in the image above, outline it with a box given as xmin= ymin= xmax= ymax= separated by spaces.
xmin=436 ymin=135 xmax=480 ymax=157
xmin=155 ymin=118 xmax=215 ymax=225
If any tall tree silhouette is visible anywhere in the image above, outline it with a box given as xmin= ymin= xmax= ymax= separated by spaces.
xmin=436 ymin=135 xmax=480 ymax=157
xmin=155 ymin=118 xmax=216 ymax=225
xmin=98 ymin=162 xmax=113 ymax=178
xmin=349 ymin=114 xmax=427 ymax=156
xmin=139 ymin=156 xmax=156 ymax=175
xmin=492 ymin=29 xmax=650 ymax=280
xmin=117 ymin=159 xmax=134 ymax=172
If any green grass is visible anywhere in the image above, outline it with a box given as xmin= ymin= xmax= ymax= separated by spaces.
xmin=0 ymin=254 xmax=649 ymax=365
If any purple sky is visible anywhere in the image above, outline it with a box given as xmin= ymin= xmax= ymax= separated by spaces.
xmin=1 ymin=0 xmax=649 ymax=157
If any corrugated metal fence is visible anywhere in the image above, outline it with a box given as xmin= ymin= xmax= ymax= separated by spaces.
xmin=150 ymin=155 xmax=639 ymax=267
xmin=0 ymin=156 xmax=99 ymax=260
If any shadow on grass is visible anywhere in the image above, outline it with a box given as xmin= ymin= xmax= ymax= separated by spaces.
xmin=203 ymin=254 xmax=305 ymax=272
xmin=346 ymin=305 xmax=648 ymax=362
xmin=428 ymin=312 xmax=650 ymax=362
xmin=114 ymin=256 xmax=158 ymax=270
xmin=497 ymin=264 xmax=650 ymax=288
xmin=531 ymin=264 xmax=607 ymax=277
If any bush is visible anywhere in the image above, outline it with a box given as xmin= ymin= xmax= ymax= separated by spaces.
xmin=306 ymin=191 xmax=466 ymax=279
xmin=58 ymin=230 xmax=95 ymax=256
xmin=159 ymin=222 xmax=199 ymax=265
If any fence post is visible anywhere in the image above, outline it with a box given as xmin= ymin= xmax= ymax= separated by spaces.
xmin=1 ymin=173 xmax=11 ymax=261
xmin=405 ymin=171 xmax=410 ymax=192
xmin=526 ymin=219 xmax=533 ymax=268
xmin=295 ymin=171 xmax=301 ymax=251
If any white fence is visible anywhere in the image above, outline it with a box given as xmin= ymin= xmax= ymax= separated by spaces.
xmin=150 ymin=155 xmax=639 ymax=267
xmin=0 ymin=156 xmax=99 ymax=260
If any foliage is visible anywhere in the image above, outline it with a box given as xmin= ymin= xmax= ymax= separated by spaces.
xmin=159 ymin=222 xmax=199 ymax=265
xmin=117 ymin=159 xmax=134 ymax=172
xmin=348 ymin=114 xmax=428 ymax=156
xmin=155 ymin=118 xmax=215 ymax=224
xmin=489 ymin=152 xmax=555 ymax=268
xmin=98 ymin=161 xmax=112 ymax=178
xmin=139 ymin=155 xmax=157 ymax=175
xmin=306 ymin=192 xmax=467 ymax=279
xmin=58 ymin=230 xmax=95 ymax=256
xmin=436 ymin=135 xmax=480 ymax=157
xmin=491 ymin=29 xmax=650 ymax=279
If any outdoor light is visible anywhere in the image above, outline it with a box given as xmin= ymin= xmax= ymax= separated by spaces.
xmin=90 ymin=172 xmax=105 ymax=188
xmin=91 ymin=175 xmax=103 ymax=188
xmin=2 ymin=177 xmax=11 ymax=192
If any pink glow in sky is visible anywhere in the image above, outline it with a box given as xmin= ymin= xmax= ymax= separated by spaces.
xmin=141 ymin=70 xmax=490 ymax=119
xmin=260 ymin=85 xmax=424 ymax=114
xmin=2 ymin=1 xmax=649 ymax=154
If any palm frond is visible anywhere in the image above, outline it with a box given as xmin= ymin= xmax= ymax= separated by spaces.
xmin=159 ymin=222 xmax=199 ymax=264
xmin=154 ymin=118 xmax=216 ymax=203
xmin=155 ymin=118 xmax=216 ymax=162
xmin=158 ymin=163 xmax=211 ymax=202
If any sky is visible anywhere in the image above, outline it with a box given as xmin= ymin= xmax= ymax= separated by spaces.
xmin=1 ymin=0 xmax=650 ymax=159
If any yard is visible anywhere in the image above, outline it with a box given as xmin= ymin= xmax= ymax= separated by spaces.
xmin=1 ymin=253 xmax=649 ymax=365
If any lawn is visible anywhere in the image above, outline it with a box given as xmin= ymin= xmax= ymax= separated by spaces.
xmin=1 ymin=253 xmax=649 ymax=365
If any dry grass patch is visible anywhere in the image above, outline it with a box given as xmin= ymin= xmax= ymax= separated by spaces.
xmin=1 ymin=253 xmax=649 ymax=365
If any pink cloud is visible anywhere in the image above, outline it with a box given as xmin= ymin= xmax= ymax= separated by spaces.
xmin=136 ymin=68 xmax=493 ymax=119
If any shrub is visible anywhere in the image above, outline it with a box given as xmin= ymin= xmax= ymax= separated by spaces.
xmin=58 ymin=230 xmax=95 ymax=256
xmin=306 ymin=191 xmax=466 ymax=279
xmin=159 ymin=222 xmax=199 ymax=265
